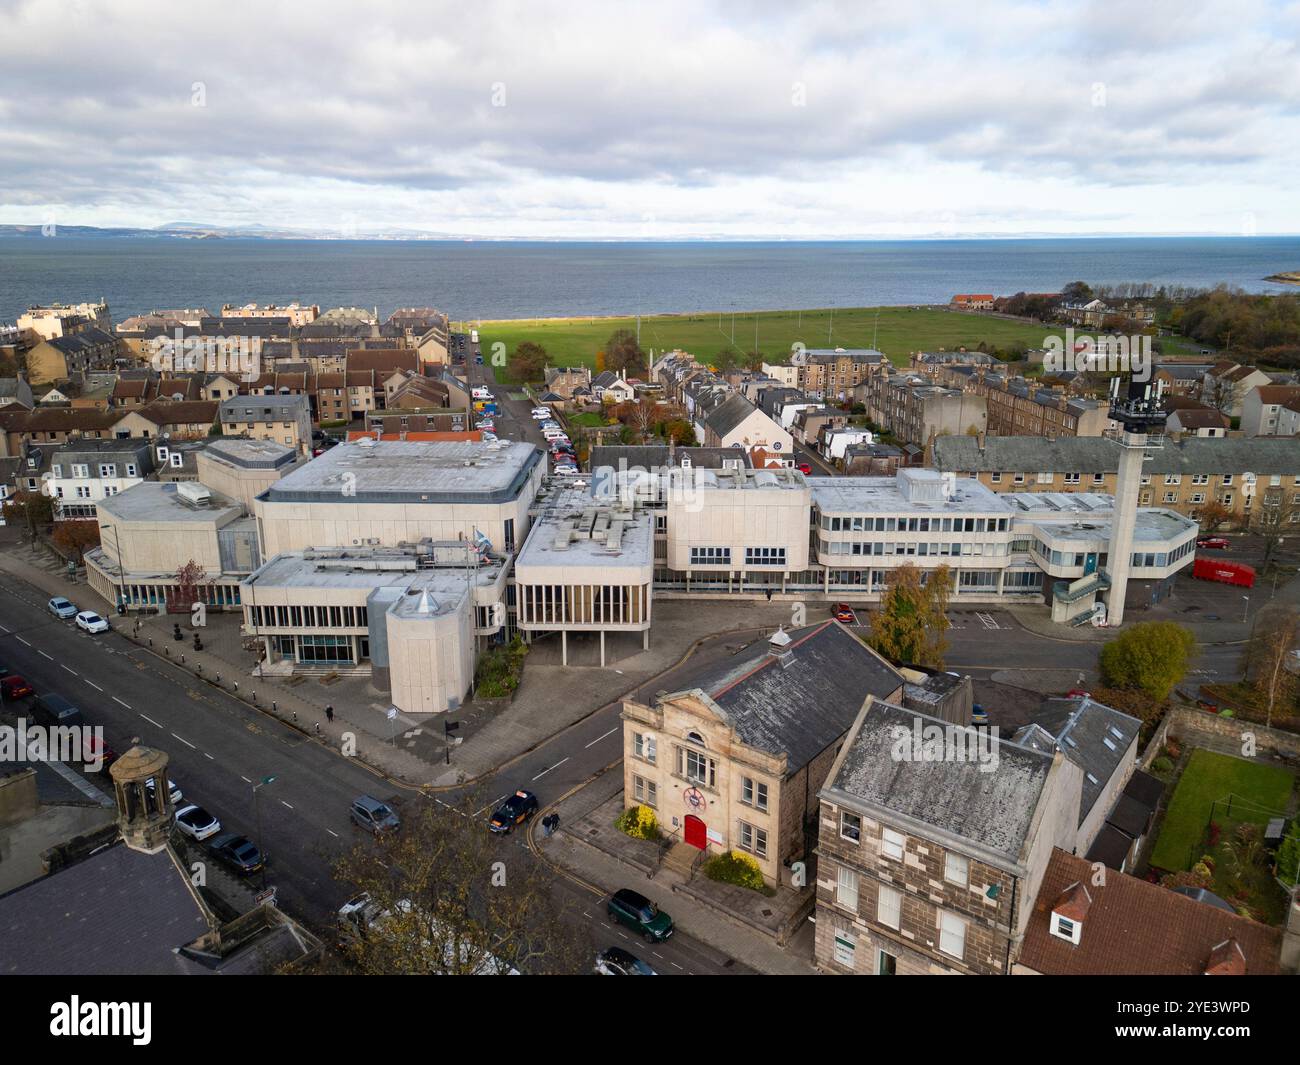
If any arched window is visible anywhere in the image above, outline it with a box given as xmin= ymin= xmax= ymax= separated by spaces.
xmin=686 ymin=731 xmax=706 ymax=747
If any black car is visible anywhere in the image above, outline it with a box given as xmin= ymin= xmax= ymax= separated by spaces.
xmin=595 ymin=946 xmax=657 ymax=975
xmin=488 ymin=789 xmax=539 ymax=834
xmin=208 ymin=833 xmax=265 ymax=876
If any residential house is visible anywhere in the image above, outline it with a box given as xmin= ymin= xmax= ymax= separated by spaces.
xmin=544 ymin=366 xmax=593 ymax=400
xmin=1241 ymin=385 xmax=1300 ymax=437
xmin=699 ymin=393 xmax=793 ymax=461
xmin=46 ymin=437 xmax=154 ymax=520
xmin=1202 ymin=362 xmax=1272 ymax=417
xmin=949 ymin=294 xmax=994 ymax=310
xmin=26 ymin=327 xmax=123 ymax=385
xmin=0 ymin=376 xmax=34 ymax=410
xmin=592 ymin=370 xmax=637 ymax=405
xmin=17 ymin=300 xmax=112 ymax=341
xmin=219 ymin=394 xmax=313 ymax=454
xmin=111 ymin=400 xmax=220 ymax=441
xmin=1165 ymin=407 xmax=1229 ymax=437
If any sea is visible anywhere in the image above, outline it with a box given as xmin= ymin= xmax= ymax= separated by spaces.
xmin=1 ymin=235 xmax=1298 ymax=324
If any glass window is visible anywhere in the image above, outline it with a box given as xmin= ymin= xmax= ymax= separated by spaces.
xmin=840 ymin=810 xmax=861 ymax=842
xmin=944 ymin=853 xmax=969 ymax=887
xmin=878 ymin=884 xmax=902 ymax=929
xmin=881 ymin=827 xmax=905 ymax=861
xmin=835 ymin=864 xmax=859 ymax=911
xmin=939 ymin=911 xmax=967 ymax=959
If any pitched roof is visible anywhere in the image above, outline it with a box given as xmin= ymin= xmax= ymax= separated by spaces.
xmin=1169 ymin=408 xmax=1229 ymax=430
xmin=1252 ymin=385 xmax=1300 ymax=405
xmin=345 ymin=348 xmax=418 ymax=375
xmin=824 ymin=699 xmax=1057 ymax=865
xmin=704 ymin=393 xmax=765 ymax=439
xmin=933 ymin=434 xmax=1300 ymax=476
xmin=1019 ymin=849 xmax=1281 ymax=975
xmin=1027 ymin=696 xmax=1140 ymax=827
xmin=663 ymin=621 xmax=903 ymax=772
xmin=127 ymin=400 xmax=219 ymax=427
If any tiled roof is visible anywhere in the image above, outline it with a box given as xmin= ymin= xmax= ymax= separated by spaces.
xmin=1019 ymin=849 xmax=1281 ymax=975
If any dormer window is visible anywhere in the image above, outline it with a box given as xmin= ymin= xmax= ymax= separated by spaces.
xmin=1051 ymin=914 xmax=1080 ymax=943
xmin=1049 ymin=880 xmax=1091 ymax=944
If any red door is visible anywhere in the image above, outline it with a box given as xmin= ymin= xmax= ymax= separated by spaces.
xmin=684 ymin=814 xmax=706 ymax=850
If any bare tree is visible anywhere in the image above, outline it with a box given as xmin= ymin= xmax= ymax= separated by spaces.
xmin=1246 ymin=485 xmax=1300 ymax=569
xmin=333 ymin=795 xmax=591 ymax=975
xmin=1244 ymin=608 xmax=1299 ymax=728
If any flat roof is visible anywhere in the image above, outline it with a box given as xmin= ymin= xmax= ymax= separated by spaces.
xmin=516 ymin=487 xmax=654 ymax=570
xmin=809 ymin=475 xmax=1008 ymax=514
xmin=247 ymin=547 xmax=503 ymax=593
xmin=201 ymin=437 xmax=298 ymax=469
xmin=1005 ymin=494 xmax=1197 ymax=543
xmin=264 ymin=439 xmax=541 ymax=505
xmin=96 ymin=481 xmax=243 ymax=523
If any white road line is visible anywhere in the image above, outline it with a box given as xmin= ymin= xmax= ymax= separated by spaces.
xmin=113 ymin=696 xmax=131 ymax=709
xmin=327 ymin=829 xmax=339 ymax=838
xmin=281 ymin=800 xmax=294 ymax=810
xmin=171 ymin=732 xmax=197 ymax=750
xmin=242 ymin=776 xmax=253 ymax=783
xmin=15 ymin=636 xmax=30 ymax=646
xmin=140 ymin=713 xmax=163 ymax=727
xmin=61 ymin=664 xmax=77 ymax=675
xmin=203 ymin=752 xmax=214 ymax=760
xmin=38 ymin=650 xmax=53 ymax=659
xmin=85 ymin=680 xmax=103 ymax=691
xmin=476 ymin=795 xmax=507 ymax=816
xmin=671 ymin=961 xmax=683 ymax=970
xmin=0 ymin=624 xmax=9 ymax=633
xmin=532 ymin=757 xmax=569 ymax=781
xmin=585 ymin=727 xmax=619 ymax=749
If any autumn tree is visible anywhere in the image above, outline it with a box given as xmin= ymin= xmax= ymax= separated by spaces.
xmin=167 ymin=558 xmax=211 ymax=614
xmin=2 ymin=489 xmax=53 ymax=539
xmin=1195 ymin=499 xmax=1233 ymax=532
xmin=51 ymin=520 xmax=100 ymax=564
xmin=604 ymin=329 xmax=647 ymax=376
xmin=1099 ymin=621 xmax=1196 ymax=700
xmin=1243 ymin=608 xmax=1299 ymax=728
xmin=333 ymin=795 xmax=590 ymax=975
xmin=510 ymin=341 xmax=548 ymax=383
xmin=866 ymin=564 xmax=953 ymax=668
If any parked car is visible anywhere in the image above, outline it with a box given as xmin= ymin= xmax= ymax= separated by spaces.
xmin=34 ymin=693 xmax=83 ymax=727
xmin=595 ymin=946 xmax=657 ymax=975
xmin=833 ymin=602 xmax=856 ymax=624
xmin=174 ymin=804 xmax=222 ymax=841
xmin=480 ymin=432 xmax=499 ymax=443
xmin=75 ymin=610 xmax=110 ymax=634
xmin=797 ymin=462 xmax=813 ymax=475
xmin=607 ymin=889 xmax=674 ymax=942
xmin=144 ymin=776 xmax=183 ymax=806
xmin=488 ymin=789 xmax=539 ymax=834
xmin=82 ymin=734 xmax=116 ymax=772
xmin=1196 ymin=536 xmax=1230 ymax=550
xmin=531 ymin=408 xmax=552 ymax=420
xmin=350 ymin=795 xmax=400 ymax=835
xmin=552 ymin=465 xmax=581 ymax=477
xmin=47 ymin=597 xmax=77 ymax=619
xmin=0 ymin=675 xmax=34 ymax=700
xmin=208 ymin=833 xmax=265 ymax=876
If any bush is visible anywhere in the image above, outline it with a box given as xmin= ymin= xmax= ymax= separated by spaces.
xmin=474 ymin=636 xmax=528 ymax=698
xmin=703 ymin=850 xmax=767 ymax=892
xmin=1100 ymin=621 xmax=1197 ymax=700
xmin=1152 ymin=755 xmax=1174 ymax=776
xmin=615 ymin=804 xmax=660 ymax=841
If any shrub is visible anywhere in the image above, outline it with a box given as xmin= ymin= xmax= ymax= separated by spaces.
xmin=474 ymin=636 xmax=529 ymax=698
xmin=1152 ymin=755 xmax=1174 ymax=776
xmin=615 ymin=804 xmax=660 ymax=841
xmin=1100 ymin=621 xmax=1196 ymax=700
xmin=703 ymin=850 xmax=767 ymax=892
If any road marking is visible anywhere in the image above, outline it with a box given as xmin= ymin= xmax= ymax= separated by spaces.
xmin=0 ymin=624 xmax=8 ymax=633
xmin=242 ymin=776 xmax=253 ymax=783
xmin=476 ymin=795 xmax=507 ymax=816
xmin=281 ymin=800 xmax=294 ymax=810
xmin=171 ymin=732 xmax=197 ymax=750
xmin=86 ymin=679 xmax=102 ymax=690
xmin=113 ymin=696 xmax=131 ymax=709
xmin=327 ymin=829 xmax=339 ymax=838
xmin=203 ymin=752 xmax=214 ymax=760
xmin=585 ymin=727 xmax=619 ymax=749
xmin=38 ymin=650 xmax=53 ymax=659
xmin=61 ymin=664 xmax=77 ymax=675
xmin=976 ymin=612 xmax=1000 ymax=630
xmin=15 ymin=636 xmax=29 ymax=646
xmin=671 ymin=961 xmax=683 ymax=970
xmin=532 ymin=757 xmax=569 ymax=781
xmin=140 ymin=713 xmax=163 ymax=727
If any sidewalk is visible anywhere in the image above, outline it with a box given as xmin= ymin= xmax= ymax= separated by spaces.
xmin=535 ymin=768 xmax=818 ymax=975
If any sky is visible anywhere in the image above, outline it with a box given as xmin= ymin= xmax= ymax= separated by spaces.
xmin=1 ymin=0 xmax=1298 ymax=238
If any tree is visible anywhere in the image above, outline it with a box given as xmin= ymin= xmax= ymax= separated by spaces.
xmin=1243 ymin=608 xmax=1298 ymax=728
xmin=1196 ymin=499 xmax=1233 ymax=532
xmin=866 ymin=564 xmax=953 ymax=668
xmin=1099 ymin=621 xmax=1196 ymax=700
xmin=2 ymin=490 xmax=53 ymax=539
xmin=614 ymin=398 xmax=660 ymax=443
xmin=167 ymin=558 xmax=211 ymax=614
xmin=50 ymin=520 xmax=100 ymax=564
xmin=1245 ymin=486 xmax=1300 ymax=569
xmin=604 ymin=329 xmax=647 ymax=376
xmin=1060 ymin=281 xmax=1094 ymax=303
xmin=333 ymin=796 xmax=590 ymax=975
xmin=511 ymin=341 xmax=548 ymax=382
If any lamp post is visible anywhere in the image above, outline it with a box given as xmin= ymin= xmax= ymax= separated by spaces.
xmin=251 ymin=775 xmax=276 ymax=890
xmin=99 ymin=521 xmax=127 ymax=615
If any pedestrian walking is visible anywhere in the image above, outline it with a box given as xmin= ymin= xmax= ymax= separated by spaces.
xmin=326 ymin=704 xmax=334 ymax=723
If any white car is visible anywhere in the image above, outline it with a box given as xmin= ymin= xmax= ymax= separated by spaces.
xmin=174 ymin=804 xmax=222 ymax=841
xmin=472 ymin=387 xmax=493 ymax=400
xmin=531 ymin=408 xmax=553 ymax=420
xmin=145 ymin=776 xmax=183 ymax=806
xmin=74 ymin=610 xmax=110 ymax=634
xmin=552 ymin=465 xmax=581 ymax=477
xmin=480 ymin=432 xmax=499 ymax=442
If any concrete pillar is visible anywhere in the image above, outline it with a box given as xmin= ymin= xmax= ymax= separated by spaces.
xmin=600 ymin=631 xmax=606 ymax=668
xmin=561 ymin=630 xmax=567 ymax=666
xmin=643 ymin=629 xmax=650 ymax=651
xmin=1105 ymin=433 xmax=1146 ymax=626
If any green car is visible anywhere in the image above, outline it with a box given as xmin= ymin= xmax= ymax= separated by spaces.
xmin=607 ymin=889 xmax=674 ymax=943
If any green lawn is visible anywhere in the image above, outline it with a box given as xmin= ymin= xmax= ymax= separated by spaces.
xmin=471 ymin=306 xmax=1056 ymax=380
xmin=1148 ymin=749 xmax=1294 ymax=872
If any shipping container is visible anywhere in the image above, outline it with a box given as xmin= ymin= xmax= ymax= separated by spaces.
xmin=1192 ymin=557 xmax=1256 ymax=588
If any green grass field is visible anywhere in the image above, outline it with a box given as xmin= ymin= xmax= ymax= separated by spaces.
xmin=469 ymin=306 xmax=1056 ymax=379
xmin=1148 ymin=749 xmax=1294 ymax=872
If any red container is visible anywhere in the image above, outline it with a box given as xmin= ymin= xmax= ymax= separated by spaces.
xmin=1192 ymin=557 xmax=1256 ymax=588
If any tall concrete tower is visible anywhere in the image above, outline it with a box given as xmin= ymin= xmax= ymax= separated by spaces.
xmin=1104 ymin=376 xmax=1167 ymax=626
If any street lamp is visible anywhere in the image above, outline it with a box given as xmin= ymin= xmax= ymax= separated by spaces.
xmin=251 ymin=775 xmax=276 ymax=890
xmin=99 ymin=522 xmax=127 ymax=615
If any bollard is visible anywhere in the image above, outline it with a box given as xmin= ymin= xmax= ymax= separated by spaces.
xmin=196 ymin=664 xmax=202 ymax=676
xmin=233 ymin=682 xmax=238 ymax=693
xmin=272 ymin=701 xmax=277 ymax=713
xmin=180 ymin=654 xmax=185 ymax=664
xmin=251 ymin=691 xmax=256 ymax=704
xmin=215 ymin=673 xmax=221 ymax=685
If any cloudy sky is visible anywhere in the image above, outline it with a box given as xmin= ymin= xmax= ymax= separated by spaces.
xmin=2 ymin=0 xmax=1298 ymax=238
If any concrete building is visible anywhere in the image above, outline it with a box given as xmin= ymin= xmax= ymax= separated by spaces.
xmin=621 ymin=622 xmax=905 ymax=887
xmin=514 ymin=487 xmax=655 ymax=665
xmin=254 ymin=439 xmax=544 ymax=560
xmin=814 ymin=697 xmax=1082 ymax=975
xmin=861 ymin=372 xmax=987 ymax=446
xmin=219 ymin=394 xmax=312 ymax=454
xmin=221 ymin=302 xmax=319 ymax=326
xmin=17 ymin=300 xmax=112 ymax=341
xmin=241 ymin=543 xmax=508 ymax=713
xmin=25 ymin=327 xmax=123 ymax=385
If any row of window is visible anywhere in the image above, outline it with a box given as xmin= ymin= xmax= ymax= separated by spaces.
xmin=632 ymin=731 xmax=770 ymax=811
xmin=833 ymin=864 xmax=969 ymax=962
xmin=820 ymin=515 xmax=1010 ymax=533
xmin=246 ymin=604 xmax=369 ymax=629
xmin=839 ymin=812 xmax=970 ymax=885
xmin=52 ymin=463 xmax=140 ymax=479
xmin=820 ymin=539 xmax=1009 ymax=558
xmin=687 ymin=547 xmax=789 ymax=567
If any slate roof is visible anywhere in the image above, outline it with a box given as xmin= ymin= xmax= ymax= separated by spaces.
xmin=220 ymin=394 xmax=309 ymax=422
xmin=704 ymin=393 xmax=764 ymax=440
xmin=1019 ymin=849 xmax=1281 ymax=975
xmin=589 ymin=445 xmax=752 ymax=470
xmin=933 ymin=434 xmax=1300 ymax=476
xmin=1028 ymin=696 xmax=1140 ymax=827
xmin=825 ymin=698 xmax=1055 ymax=865
xmin=664 ymin=621 xmax=903 ymax=773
